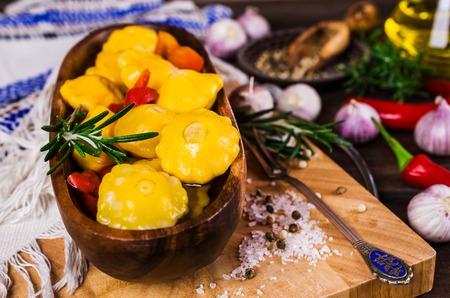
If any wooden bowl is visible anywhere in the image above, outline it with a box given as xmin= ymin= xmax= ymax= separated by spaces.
xmin=49 ymin=23 xmax=247 ymax=282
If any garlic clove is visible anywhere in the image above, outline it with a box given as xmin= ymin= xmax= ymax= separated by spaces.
xmin=276 ymin=83 xmax=321 ymax=121
xmin=407 ymin=184 xmax=450 ymax=243
xmin=414 ymin=97 xmax=450 ymax=156
xmin=333 ymin=99 xmax=380 ymax=144
xmin=237 ymin=6 xmax=271 ymax=40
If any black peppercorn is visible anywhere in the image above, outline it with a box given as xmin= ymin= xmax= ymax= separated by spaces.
xmin=291 ymin=210 xmax=301 ymax=220
xmin=266 ymin=215 xmax=275 ymax=225
xmin=266 ymin=204 xmax=274 ymax=213
xmin=276 ymin=239 xmax=286 ymax=250
xmin=245 ymin=268 xmax=256 ymax=279
xmin=265 ymin=231 xmax=275 ymax=242
xmin=289 ymin=223 xmax=298 ymax=233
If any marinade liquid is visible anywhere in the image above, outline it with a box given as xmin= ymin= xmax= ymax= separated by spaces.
xmin=384 ymin=0 xmax=450 ymax=78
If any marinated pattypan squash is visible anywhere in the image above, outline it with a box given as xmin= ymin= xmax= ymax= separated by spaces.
xmin=102 ymin=25 xmax=158 ymax=53
xmin=155 ymin=108 xmax=240 ymax=184
xmin=60 ymin=74 xmax=124 ymax=111
xmin=72 ymin=105 xmax=117 ymax=172
xmin=97 ymin=163 xmax=189 ymax=230
xmin=118 ymin=47 xmax=176 ymax=90
xmin=185 ymin=185 xmax=210 ymax=219
xmin=133 ymin=158 xmax=163 ymax=172
xmin=114 ymin=104 xmax=176 ymax=158
xmin=85 ymin=50 xmax=125 ymax=89
xmin=157 ymin=69 xmax=224 ymax=114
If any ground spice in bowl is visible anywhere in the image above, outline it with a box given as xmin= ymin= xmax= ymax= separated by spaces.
xmin=237 ymin=28 xmax=367 ymax=87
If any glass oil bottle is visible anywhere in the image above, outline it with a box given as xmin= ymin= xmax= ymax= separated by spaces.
xmin=384 ymin=0 xmax=450 ymax=79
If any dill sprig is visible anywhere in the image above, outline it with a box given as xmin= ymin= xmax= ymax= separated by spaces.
xmin=41 ymin=103 xmax=158 ymax=175
xmin=339 ymin=29 xmax=431 ymax=103
xmin=234 ymin=106 xmax=351 ymax=161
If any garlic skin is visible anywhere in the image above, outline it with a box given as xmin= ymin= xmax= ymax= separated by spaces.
xmin=333 ymin=99 xmax=380 ymax=144
xmin=407 ymin=184 xmax=450 ymax=243
xmin=237 ymin=6 xmax=271 ymax=40
xmin=414 ymin=97 xmax=450 ymax=156
xmin=205 ymin=19 xmax=247 ymax=59
xmin=276 ymin=83 xmax=321 ymax=121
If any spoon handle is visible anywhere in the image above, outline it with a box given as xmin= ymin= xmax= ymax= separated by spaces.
xmin=284 ymin=175 xmax=413 ymax=284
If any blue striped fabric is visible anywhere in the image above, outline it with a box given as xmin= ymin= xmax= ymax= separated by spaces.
xmin=0 ymin=105 xmax=32 ymax=133
xmin=0 ymin=69 xmax=51 ymax=108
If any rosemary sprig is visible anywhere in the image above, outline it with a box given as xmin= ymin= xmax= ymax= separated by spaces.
xmin=234 ymin=106 xmax=351 ymax=161
xmin=41 ymin=103 xmax=158 ymax=175
xmin=339 ymin=29 xmax=430 ymax=103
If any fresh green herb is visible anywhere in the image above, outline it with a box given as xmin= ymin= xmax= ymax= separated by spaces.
xmin=234 ymin=106 xmax=351 ymax=161
xmin=41 ymin=103 xmax=158 ymax=175
xmin=339 ymin=29 xmax=430 ymax=102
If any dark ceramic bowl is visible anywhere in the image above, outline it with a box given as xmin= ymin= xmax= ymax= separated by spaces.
xmin=49 ymin=23 xmax=247 ymax=282
xmin=236 ymin=28 xmax=367 ymax=87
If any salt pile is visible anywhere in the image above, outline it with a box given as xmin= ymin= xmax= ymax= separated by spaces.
xmin=225 ymin=189 xmax=334 ymax=280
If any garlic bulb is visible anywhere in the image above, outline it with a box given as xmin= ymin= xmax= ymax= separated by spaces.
xmin=229 ymin=77 xmax=274 ymax=117
xmin=333 ymin=99 xmax=380 ymax=144
xmin=407 ymin=184 xmax=450 ymax=243
xmin=205 ymin=19 xmax=247 ymax=59
xmin=237 ymin=6 xmax=271 ymax=40
xmin=276 ymin=83 xmax=321 ymax=121
xmin=414 ymin=97 xmax=450 ymax=156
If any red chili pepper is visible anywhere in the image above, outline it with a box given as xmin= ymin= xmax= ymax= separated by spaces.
xmin=347 ymin=97 xmax=441 ymax=130
xmin=373 ymin=118 xmax=450 ymax=189
xmin=67 ymin=169 xmax=101 ymax=217
xmin=124 ymin=68 xmax=159 ymax=107
xmin=67 ymin=170 xmax=100 ymax=194
xmin=423 ymin=80 xmax=450 ymax=99
xmin=80 ymin=193 xmax=98 ymax=218
xmin=107 ymin=103 xmax=124 ymax=113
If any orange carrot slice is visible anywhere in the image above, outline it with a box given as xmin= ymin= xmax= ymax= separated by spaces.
xmin=167 ymin=46 xmax=204 ymax=72
xmin=155 ymin=30 xmax=180 ymax=58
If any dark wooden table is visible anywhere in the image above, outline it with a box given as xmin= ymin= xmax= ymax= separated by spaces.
xmin=1 ymin=0 xmax=448 ymax=296
xmin=193 ymin=0 xmax=450 ymax=297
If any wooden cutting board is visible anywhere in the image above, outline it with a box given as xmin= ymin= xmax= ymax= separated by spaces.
xmin=9 ymin=146 xmax=436 ymax=297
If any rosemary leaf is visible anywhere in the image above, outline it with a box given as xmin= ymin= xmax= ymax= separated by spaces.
xmin=235 ymin=107 xmax=350 ymax=161
xmin=41 ymin=103 xmax=157 ymax=175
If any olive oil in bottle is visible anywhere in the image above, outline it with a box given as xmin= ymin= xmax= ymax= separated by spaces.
xmin=384 ymin=0 xmax=450 ymax=78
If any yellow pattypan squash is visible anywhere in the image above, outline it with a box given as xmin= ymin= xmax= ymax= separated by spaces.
xmin=96 ymin=163 xmax=189 ymax=230
xmin=184 ymin=185 xmax=210 ymax=219
xmin=114 ymin=104 xmax=176 ymax=159
xmin=85 ymin=50 xmax=125 ymax=90
xmin=155 ymin=108 xmax=240 ymax=184
xmin=157 ymin=69 xmax=224 ymax=114
xmin=60 ymin=74 xmax=124 ymax=111
xmin=72 ymin=105 xmax=117 ymax=172
xmin=133 ymin=158 xmax=163 ymax=172
xmin=118 ymin=47 xmax=176 ymax=90
xmin=102 ymin=25 xmax=158 ymax=53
